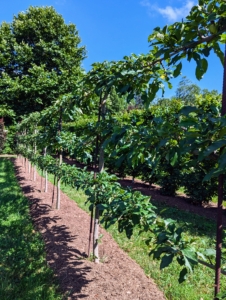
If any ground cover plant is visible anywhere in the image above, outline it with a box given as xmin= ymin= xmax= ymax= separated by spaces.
xmin=0 ymin=158 xmax=62 ymax=300
xmin=43 ymin=170 xmax=226 ymax=300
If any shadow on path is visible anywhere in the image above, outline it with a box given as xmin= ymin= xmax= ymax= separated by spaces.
xmin=14 ymin=163 xmax=93 ymax=299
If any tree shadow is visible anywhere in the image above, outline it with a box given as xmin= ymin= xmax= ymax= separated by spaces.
xmin=14 ymin=163 xmax=93 ymax=299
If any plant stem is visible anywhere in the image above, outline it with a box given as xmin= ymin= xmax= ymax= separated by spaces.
xmin=93 ymin=205 xmax=100 ymax=263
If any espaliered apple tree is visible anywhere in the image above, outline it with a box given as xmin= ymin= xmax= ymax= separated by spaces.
xmin=144 ymin=2 xmax=226 ymax=296
xmin=12 ymin=1 xmax=226 ymax=295
xmin=83 ymin=0 xmax=226 ymax=295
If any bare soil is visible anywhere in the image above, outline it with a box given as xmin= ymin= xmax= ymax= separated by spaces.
xmin=14 ymin=158 xmax=166 ymax=300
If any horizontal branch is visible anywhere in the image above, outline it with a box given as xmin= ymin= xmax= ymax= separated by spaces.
xmin=198 ymin=259 xmax=226 ymax=276
xmin=146 ymin=26 xmax=226 ymax=69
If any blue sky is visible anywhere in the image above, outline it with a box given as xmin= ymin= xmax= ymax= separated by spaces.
xmin=0 ymin=0 xmax=224 ymax=97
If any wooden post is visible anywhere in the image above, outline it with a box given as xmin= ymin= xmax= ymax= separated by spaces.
xmin=93 ymin=207 xmax=100 ymax=263
xmin=56 ymin=108 xmax=63 ymax=210
xmin=44 ymin=147 xmax=48 ymax=193
xmin=33 ymin=128 xmax=37 ymax=181
xmin=28 ymin=160 xmax=31 ymax=174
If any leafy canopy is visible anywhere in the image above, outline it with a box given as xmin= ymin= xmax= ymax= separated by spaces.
xmin=0 ymin=6 xmax=86 ymax=119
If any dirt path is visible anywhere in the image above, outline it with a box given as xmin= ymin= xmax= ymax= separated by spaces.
xmin=14 ymin=158 xmax=166 ymax=300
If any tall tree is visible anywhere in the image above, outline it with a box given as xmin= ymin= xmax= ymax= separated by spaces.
xmin=175 ymin=76 xmax=201 ymax=104
xmin=0 ymin=6 xmax=86 ymax=118
xmin=107 ymin=86 xmax=127 ymax=115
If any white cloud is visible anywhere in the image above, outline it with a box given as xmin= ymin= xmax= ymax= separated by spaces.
xmin=140 ymin=1 xmax=195 ymax=22
xmin=55 ymin=0 xmax=66 ymax=5
xmin=157 ymin=1 xmax=195 ymax=21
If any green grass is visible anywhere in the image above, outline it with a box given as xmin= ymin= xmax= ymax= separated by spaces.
xmin=211 ymin=195 xmax=226 ymax=207
xmin=43 ymin=171 xmax=226 ymax=300
xmin=0 ymin=158 xmax=62 ymax=300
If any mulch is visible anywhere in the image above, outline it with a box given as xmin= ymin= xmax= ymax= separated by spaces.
xmin=14 ymin=158 xmax=166 ymax=300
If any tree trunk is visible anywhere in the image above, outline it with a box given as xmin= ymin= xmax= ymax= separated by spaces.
xmin=98 ymin=146 xmax=105 ymax=173
xmin=93 ymin=92 xmax=108 ymax=263
xmin=33 ymin=128 xmax=37 ymax=181
xmin=44 ymin=147 xmax=48 ymax=193
xmin=56 ymin=153 xmax=62 ymax=209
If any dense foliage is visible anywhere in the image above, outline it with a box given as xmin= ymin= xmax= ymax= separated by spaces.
xmin=2 ymin=0 xmax=226 ymax=297
xmin=0 ymin=6 xmax=86 ymax=119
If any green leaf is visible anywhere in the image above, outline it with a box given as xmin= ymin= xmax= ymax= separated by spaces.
xmin=195 ymin=65 xmax=202 ymax=80
xmin=201 ymin=47 xmax=211 ymax=57
xmin=179 ymin=267 xmax=188 ymax=283
xmin=201 ymin=58 xmax=208 ymax=74
xmin=208 ymin=12 xmax=216 ymax=22
xmin=218 ymin=152 xmax=226 ymax=169
xmin=170 ymin=152 xmax=178 ymax=166
xmin=220 ymin=33 xmax=226 ymax=43
xmin=120 ymin=84 xmax=130 ymax=94
xmin=174 ymin=227 xmax=183 ymax=243
xmin=203 ymin=140 xmax=226 ymax=157
xmin=160 ymin=254 xmax=174 ymax=270
xmin=164 ymin=218 xmax=175 ymax=227
xmin=173 ymin=62 xmax=182 ymax=78
xmin=181 ymin=248 xmax=198 ymax=272
xmin=213 ymin=43 xmax=224 ymax=65
xmin=177 ymin=256 xmax=184 ymax=266
xmin=180 ymin=106 xmax=199 ymax=116
xmin=203 ymin=169 xmax=217 ymax=181
xmin=205 ymin=248 xmax=215 ymax=258
xmin=179 ymin=119 xmax=198 ymax=127
xmin=207 ymin=2 xmax=215 ymax=13
xmin=167 ymin=81 xmax=173 ymax=89
xmin=216 ymin=291 xmax=226 ymax=299
xmin=196 ymin=251 xmax=206 ymax=261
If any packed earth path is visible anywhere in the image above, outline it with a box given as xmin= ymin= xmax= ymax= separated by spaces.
xmin=14 ymin=158 xmax=166 ymax=300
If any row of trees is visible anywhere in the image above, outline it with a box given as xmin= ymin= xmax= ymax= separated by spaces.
xmin=1 ymin=1 xmax=226 ymax=298
xmin=59 ymin=91 xmax=221 ymax=203
xmin=15 ymin=104 xmax=209 ymax=286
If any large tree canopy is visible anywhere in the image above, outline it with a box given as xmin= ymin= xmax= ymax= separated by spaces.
xmin=0 ymin=6 xmax=86 ymax=119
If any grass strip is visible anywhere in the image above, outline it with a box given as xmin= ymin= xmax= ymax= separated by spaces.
xmin=0 ymin=158 xmax=62 ymax=300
